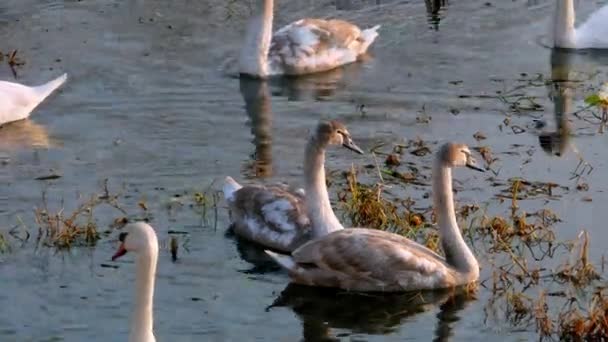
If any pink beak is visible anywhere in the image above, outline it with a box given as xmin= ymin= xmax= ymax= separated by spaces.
xmin=112 ymin=243 xmax=128 ymax=261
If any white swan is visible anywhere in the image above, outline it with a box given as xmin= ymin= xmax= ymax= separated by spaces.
xmin=554 ymin=0 xmax=608 ymax=49
xmin=223 ymin=120 xmax=364 ymax=252
xmin=112 ymin=222 xmax=158 ymax=342
xmin=266 ymin=143 xmax=484 ymax=292
xmin=239 ymin=0 xmax=380 ymax=78
xmin=0 ymin=73 xmax=67 ymax=126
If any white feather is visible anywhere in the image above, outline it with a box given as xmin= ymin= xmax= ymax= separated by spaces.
xmin=0 ymin=73 xmax=67 ymax=126
xmin=223 ymin=176 xmax=243 ymax=202
xmin=261 ymin=199 xmax=296 ymax=232
xmin=265 ymin=250 xmax=298 ymax=272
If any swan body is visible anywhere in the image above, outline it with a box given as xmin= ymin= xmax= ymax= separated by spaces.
xmin=266 ymin=143 xmax=483 ymax=292
xmin=554 ymin=0 xmax=608 ymax=49
xmin=112 ymin=222 xmax=158 ymax=342
xmin=0 ymin=73 xmax=67 ymax=126
xmin=239 ymin=0 xmax=380 ymax=78
xmin=223 ymin=120 xmax=364 ymax=252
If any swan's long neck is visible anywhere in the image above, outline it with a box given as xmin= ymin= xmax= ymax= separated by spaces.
xmin=304 ymin=137 xmax=344 ymax=238
xmin=239 ymin=0 xmax=273 ymax=77
xmin=130 ymin=246 xmax=158 ymax=342
xmin=554 ymin=0 xmax=577 ymax=48
xmin=433 ymin=159 xmax=478 ymax=276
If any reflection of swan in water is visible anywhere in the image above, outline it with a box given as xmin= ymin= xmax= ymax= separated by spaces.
xmin=424 ymin=0 xmax=448 ymax=31
xmin=228 ymin=229 xmax=282 ymax=275
xmin=271 ymin=62 xmax=365 ymax=101
xmin=268 ymin=284 xmax=472 ymax=340
xmin=0 ymin=120 xmax=57 ymax=150
xmin=238 ymin=64 xmax=366 ymax=178
xmin=539 ymin=49 xmax=608 ymax=156
xmin=239 ymin=78 xmax=274 ymax=178
xmin=538 ymin=49 xmax=574 ymax=157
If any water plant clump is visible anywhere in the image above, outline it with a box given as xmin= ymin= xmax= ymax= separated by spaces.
xmin=340 ymin=165 xmax=428 ymax=239
xmin=33 ymin=180 xmax=127 ymax=250
xmin=554 ymin=231 xmax=600 ymax=287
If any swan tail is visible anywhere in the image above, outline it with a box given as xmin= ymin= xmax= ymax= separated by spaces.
xmin=223 ymin=176 xmax=242 ymax=202
xmin=358 ymin=25 xmax=381 ymax=52
xmin=32 ymin=73 xmax=67 ymax=103
xmin=265 ymin=250 xmax=300 ymax=273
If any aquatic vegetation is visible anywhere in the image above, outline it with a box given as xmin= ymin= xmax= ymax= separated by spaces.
xmin=340 ymin=165 xmax=427 ymax=239
xmin=0 ymin=231 xmax=10 ymax=254
xmin=554 ymin=231 xmax=600 ymax=287
xmin=192 ymin=190 xmax=221 ymax=229
xmin=557 ymin=288 xmax=608 ymax=340
xmin=0 ymin=49 xmax=25 ymax=77
xmin=33 ymin=180 xmax=126 ymax=250
xmin=584 ymin=84 xmax=608 ymax=133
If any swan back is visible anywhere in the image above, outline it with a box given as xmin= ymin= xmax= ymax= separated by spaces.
xmin=225 ymin=181 xmax=312 ymax=252
xmin=268 ymin=19 xmax=380 ymax=75
xmin=0 ymin=73 xmax=67 ymax=126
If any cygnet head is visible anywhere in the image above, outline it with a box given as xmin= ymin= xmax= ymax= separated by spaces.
xmin=438 ymin=143 xmax=484 ymax=172
xmin=314 ymin=120 xmax=364 ymax=154
xmin=112 ymin=222 xmax=159 ymax=260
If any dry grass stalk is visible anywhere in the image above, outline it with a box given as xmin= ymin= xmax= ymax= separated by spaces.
xmin=34 ymin=180 xmax=126 ymax=250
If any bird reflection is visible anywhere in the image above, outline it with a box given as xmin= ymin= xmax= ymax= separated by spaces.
xmin=238 ymin=62 xmax=365 ymax=179
xmin=239 ymin=78 xmax=274 ymax=178
xmin=225 ymin=226 xmax=282 ymax=274
xmin=269 ymin=283 xmax=473 ymax=341
xmin=541 ymin=49 xmax=608 ymax=156
xmin=425 ymin=0 xmax=448 ymax=31
xmin=539 ymin=49 xmax=574 ymax=157
xmin=271 ymin=62 xmax=363 ymax=101
xmin=0 ymin=120 xmax=56 ymax=150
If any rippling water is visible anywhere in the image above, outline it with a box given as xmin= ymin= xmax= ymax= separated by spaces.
xmin=2 ymin=0 xmax=608 ymax=340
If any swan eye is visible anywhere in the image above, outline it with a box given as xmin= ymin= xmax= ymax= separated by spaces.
xmin=119 ymin=232 xmax=129 ymax=242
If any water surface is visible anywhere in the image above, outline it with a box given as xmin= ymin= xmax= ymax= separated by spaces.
xmin=2 ymin=0 xmax=608 ymax=340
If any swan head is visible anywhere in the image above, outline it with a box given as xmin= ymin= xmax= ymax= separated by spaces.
xmin=439 ymin=143 xmax=484 ymax=172
xmin=112 ymin=222 xmax=159 ymax=260
xmin=315 ymin=120 xmax=364 ymax=154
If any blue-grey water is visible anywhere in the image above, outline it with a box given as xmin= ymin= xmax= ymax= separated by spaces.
xmin=2 ymin=0 xmax=608 ymax=341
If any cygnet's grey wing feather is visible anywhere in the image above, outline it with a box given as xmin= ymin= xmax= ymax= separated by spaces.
xmin=229 ymin=184 xmax=311 ymax=252
xmin=290 ymin=229 xmax=452 ymax=291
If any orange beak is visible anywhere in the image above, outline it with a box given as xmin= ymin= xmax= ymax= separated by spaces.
xmin=112 ymin=242 xmax=128 ymax=261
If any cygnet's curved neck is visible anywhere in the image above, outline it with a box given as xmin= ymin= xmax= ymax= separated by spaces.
xmin=554 ymin=0 xmax=577 ymax=48
xmin=239 ymin=0 xmax=274 ymax=77
xmin=432 ymin=158 xmax=478 ymax=277
xmin=130 ymin=245 xmax=158 ymax=342
xmin=304 ymin=136 xmax=344 ymax=238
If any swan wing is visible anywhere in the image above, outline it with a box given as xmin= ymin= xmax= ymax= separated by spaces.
xmin=576 ymin=5 xmax=608 ymax=49
xmin=229 ymin=184 xmax=311 ymax=252
xmin=0 ymin=74 xmax=67 ymax=126
xmin=288 ymin=228 xmax=453 ymax=291
xmin=269 ymin=19 xmax=379 ymax=75
xmin=0 ymin=82 xmax=37 ymax=125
